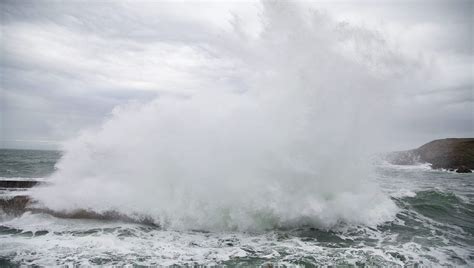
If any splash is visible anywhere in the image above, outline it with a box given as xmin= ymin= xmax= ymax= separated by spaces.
xmin=32 ymin=2 xmax=404 ymax=231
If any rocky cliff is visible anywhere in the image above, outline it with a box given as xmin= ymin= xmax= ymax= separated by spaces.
xmin=387 ymin=138 xmax=474 ymax=173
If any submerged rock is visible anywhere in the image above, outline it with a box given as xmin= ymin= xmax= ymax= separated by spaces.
xmin=387 ymin=138 xmax=474 ymax=171
xmin=456 ymin=166 xmax=472 ymax=173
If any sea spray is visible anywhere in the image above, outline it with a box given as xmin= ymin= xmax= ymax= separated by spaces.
xmin=31 ymin=2 xmax=404 ymax=231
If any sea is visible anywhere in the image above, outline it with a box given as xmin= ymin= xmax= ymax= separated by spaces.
xmin=0 ymin=148 xmax=473 ymax=267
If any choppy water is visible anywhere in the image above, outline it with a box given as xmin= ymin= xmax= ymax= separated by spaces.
xmin=0 ymin=149 xmax=473 ymax=267
xmin=0 ymin=149 xmax=61 ymax=179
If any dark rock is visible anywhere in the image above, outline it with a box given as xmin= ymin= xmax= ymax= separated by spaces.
xmin=29 ymin=207 xmax=159 ymax=227
xmin=456 ymin=166 xmax=472 ymax=173
xmin=0 ymin=194 xmax=160 ymax=227
xmin=387 ymin=138 xmax=474 ymax=171
xmin=0 ymin=180 xmax=41 ymax=188
xmin=416 ymin=138 xmax=474 ymax=170
xmin=0 ymin=196 xmax=31 ymax=216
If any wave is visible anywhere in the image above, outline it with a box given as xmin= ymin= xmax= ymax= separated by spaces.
xmin=0 ymin=212 xmax=401 ymax=266
xmin=1 ymin=206 xmax=471 ymax=267
xmin=379 ymin=161 xmax=433 ymax=171
xmin=396 ymin=190 xmax=474 ymax=235
xmin=29 ymin=2 xmax=407 ymax=231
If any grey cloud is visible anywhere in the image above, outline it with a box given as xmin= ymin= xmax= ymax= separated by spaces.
xmin=1 ymin=0 xmax=225 ymax=44
xmin=0 ymin=0 xmax=472 ymax=150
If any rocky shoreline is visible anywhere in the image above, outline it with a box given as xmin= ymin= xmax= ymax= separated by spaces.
xmin=0 ymin=180 xmax=159 ymax=226
xmin=387 ymin=138 xmax=474 ymax=173
xmin=0 ymin=194 xmax=159 ymax=226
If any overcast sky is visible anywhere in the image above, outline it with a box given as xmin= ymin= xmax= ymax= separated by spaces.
xmin=1 ymin=0 xmax=472 ymax=150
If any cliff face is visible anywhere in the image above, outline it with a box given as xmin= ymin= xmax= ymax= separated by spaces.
xmin=415 ymin=138 xmax=474 ymax=169
xmin=387 ymin=138 xmax=474 ymax=172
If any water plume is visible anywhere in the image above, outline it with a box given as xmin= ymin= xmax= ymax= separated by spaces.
xmin=32 ymin=2 xmax=405 ymax=231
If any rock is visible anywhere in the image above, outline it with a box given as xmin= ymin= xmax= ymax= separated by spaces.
xmin=416 ymin=138 xmax=474 ymax=170
xmin=0 ymin=180 xmax=41 ymax=188
xmin=0 ymin=196 xmax=31 ymax=216
xmin=0 ymin=180 xmax=160 ymax=227
xmin=387 ymin=138 xmax=474 ymax=171
xmin=0 ymin=194 xmax=160 ymax=227
xmin=456 ymin=166 xmax=472 ymax=173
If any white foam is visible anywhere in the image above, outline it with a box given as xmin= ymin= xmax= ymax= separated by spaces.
xmin=0 ymin=177 xmax=47 ymax=181
xmin=390 ymin=189 xmax=417 ymax=199
xmin=1 ymin=212 xmax=472 ymax=266
xmin=31 ymin=2 xmax=402 ymax=231
xmin=379 ymin=161 xmax=433 ymax=171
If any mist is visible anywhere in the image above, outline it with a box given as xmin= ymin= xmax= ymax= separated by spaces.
xmin=27 ymin=2 xmax=430 ymax=231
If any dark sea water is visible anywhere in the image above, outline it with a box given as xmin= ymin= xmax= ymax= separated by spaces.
xmin=0 ymin=149 xmax=61 ymax=179
xmin=0 ymin=149 xmax=473 ymax=267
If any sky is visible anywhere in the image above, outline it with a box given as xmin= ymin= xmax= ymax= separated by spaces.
xmin=0 ymin=0 xmax=472 ymax=150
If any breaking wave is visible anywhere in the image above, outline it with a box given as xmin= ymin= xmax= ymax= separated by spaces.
xmin=31 ymin=2 xmax=409 ymax=231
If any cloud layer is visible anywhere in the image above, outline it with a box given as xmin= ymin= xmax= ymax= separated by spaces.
xmin=1 ymin=0 xmax=472 ymax=149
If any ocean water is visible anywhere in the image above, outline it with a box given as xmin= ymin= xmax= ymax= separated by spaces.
xmin=0 ymin=149 xmax=473 ymax=267
xmin=0 ymin=149 xmax=61 ymax=180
